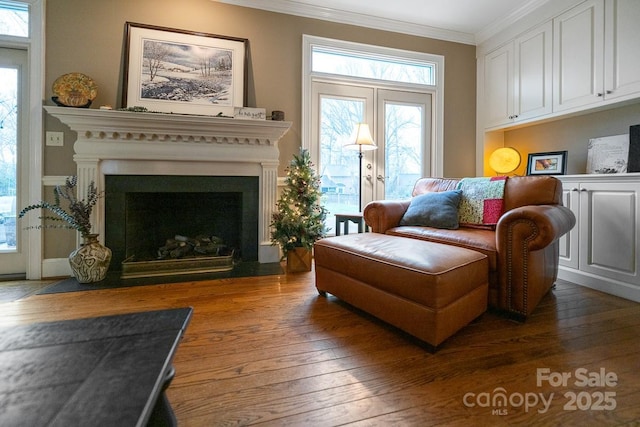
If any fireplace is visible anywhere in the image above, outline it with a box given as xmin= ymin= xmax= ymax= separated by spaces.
xmin=45 ymin=106 xmax=291 ymax=275
xmin=104 ymin=175 xmax=259 ymax=276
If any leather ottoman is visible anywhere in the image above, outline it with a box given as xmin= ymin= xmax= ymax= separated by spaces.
xmin=314 ymin=233 xmax=488 ymax=349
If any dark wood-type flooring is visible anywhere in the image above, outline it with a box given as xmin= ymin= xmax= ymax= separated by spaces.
xmin=1 ymin=268 xmax=639 ymax=426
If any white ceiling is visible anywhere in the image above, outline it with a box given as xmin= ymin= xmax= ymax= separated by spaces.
xmin=215 ymin=0 xmax=552 ymax=45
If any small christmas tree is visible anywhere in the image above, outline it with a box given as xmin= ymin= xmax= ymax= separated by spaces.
xmin=271 ymin=148 xmax=328 ymax=258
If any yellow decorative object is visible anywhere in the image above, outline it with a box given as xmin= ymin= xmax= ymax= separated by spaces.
xmin=52 ymin=72 xmax=98 ymax=107
xmin=489 ymin=147 xmax=521 ymax=175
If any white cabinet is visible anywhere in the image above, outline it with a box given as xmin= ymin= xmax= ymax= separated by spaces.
xmin=483 ymin=22 xmax=552 ymax=128
xmin=558 ymin=175 xmax=640 ymax=302
xmin=553 ymin=0 xmax=605 ymax=112
xmin=484 ymin=43 xmax=513 ymax=128
xmin=604 ymin=0 xmax=640 ymax=100
xmin=553 ymin=0 xmax=640 ymax=112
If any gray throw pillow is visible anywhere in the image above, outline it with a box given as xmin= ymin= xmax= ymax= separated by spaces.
xmin=399 ymin=190 xmax=462 ymax=229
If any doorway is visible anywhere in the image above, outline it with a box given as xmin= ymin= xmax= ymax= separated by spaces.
xmin=0 ymin=47 xmax=27 ymax=275
xmin=311 ymin=81 xmax=431 ymax=234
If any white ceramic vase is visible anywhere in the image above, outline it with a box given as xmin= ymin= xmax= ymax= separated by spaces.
xmin=68 ymin=233 xmax=112 ymax=283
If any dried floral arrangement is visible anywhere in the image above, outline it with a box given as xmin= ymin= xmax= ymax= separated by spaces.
xmin=18 ymin=176 xmax=100 ymax=236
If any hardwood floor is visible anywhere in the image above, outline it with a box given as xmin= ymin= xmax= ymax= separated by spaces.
xmin=1 ymin=270 xmax=639 ymax=426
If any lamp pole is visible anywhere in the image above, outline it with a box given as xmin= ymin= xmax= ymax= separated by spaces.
xmin=357 ymin=147 xmax=364 ymax=212
xmin=346 ymin=123 xmax=377 ymax=214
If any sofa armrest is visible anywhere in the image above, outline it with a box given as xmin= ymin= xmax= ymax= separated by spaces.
xmin=363 ymin=200 xmax=411 ymax=233
xmin=496 ymin=205 xmax=576 ymax=251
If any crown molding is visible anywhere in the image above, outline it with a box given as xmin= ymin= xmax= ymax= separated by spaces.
xmin=474 ymin=0 xmax=552 ymax=44
xmin=214 ymin=0 xmax=476 ymax=45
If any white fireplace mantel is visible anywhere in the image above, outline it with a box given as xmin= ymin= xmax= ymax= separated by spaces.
xmin=45 ymin=106 xmax=292 ymax=263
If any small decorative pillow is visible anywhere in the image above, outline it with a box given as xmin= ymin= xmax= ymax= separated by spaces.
xmin=399 ymin=190 xmax=462 ymax=229
xmin=457 ymin=176 xmax=507 ymax=227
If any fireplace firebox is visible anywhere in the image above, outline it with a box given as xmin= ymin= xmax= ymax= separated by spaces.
xmin=105 ymin=175 xmax=259 ymax=276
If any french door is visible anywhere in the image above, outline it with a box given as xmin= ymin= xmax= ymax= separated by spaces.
xmin=0 ymin=48 xmax=28 ymax=274
xmin=311 ymin=81 xmax=432 ymax=234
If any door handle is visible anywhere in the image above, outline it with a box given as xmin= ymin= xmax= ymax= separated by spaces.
xmin=376 ymin=175 xmax=385 ymax=182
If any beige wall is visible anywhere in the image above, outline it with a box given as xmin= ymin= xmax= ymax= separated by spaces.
xmin=503 ymin=102 xmax=640 ymax=175
xmin=42 ymin=0 xmax=476 ymax=259
xmin=44 ymin=0 xmax=477 ymax=177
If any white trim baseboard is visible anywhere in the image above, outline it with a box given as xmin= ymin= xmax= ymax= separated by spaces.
xmin=42 ymin=258 xmax=71 ymax=279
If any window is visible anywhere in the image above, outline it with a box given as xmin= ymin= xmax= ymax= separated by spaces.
xmin=312 ymin=46 xmax=435 ymax=85
xmin=0 ymin=1 xmax=28 ymax=37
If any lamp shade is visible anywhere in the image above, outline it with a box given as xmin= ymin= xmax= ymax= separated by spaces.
xmin=345 ymin=123 xmax=377 ymax=151
xmin=489 ymin=147 xmax=521 ymax=174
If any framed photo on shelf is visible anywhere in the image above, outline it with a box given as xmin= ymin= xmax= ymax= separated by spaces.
xmin=526 ymin=151 xmax=568 ymax=175
xmin=122 ymin=22 xmax=248 ymax=116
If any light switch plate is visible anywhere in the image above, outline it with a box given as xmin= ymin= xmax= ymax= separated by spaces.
xmin=46 ymin=131 xmax=64 ymax=146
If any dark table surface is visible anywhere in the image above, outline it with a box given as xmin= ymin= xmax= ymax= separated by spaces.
xmin=0 ymin=307 xmax=193 ymax=427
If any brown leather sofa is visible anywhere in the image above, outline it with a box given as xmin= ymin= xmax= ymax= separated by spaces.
xmin=363 ymin=176 xmax=576 ymax=318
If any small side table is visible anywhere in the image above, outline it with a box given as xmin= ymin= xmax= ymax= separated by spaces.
xmin=335 ymin=213 xmax=369 ymax=236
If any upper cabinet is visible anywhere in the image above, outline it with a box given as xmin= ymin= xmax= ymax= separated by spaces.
xmin=483 ymin=43 xmax=513 ymax=128
xmin=482 ymin=0 xmax=640 ymax=130
xmin=604 ymin=0 xmax=640 ymax=100
xmin=553 ymin=0 xmax=604 ymax=112
xmin=483 ymin=21 xmax=552 ymax=128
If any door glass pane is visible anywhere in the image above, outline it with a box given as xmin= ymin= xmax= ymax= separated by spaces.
xmin=384 ymin=103 xmax=423 ymax=199
xmin=0 ymin=66 xmax=17 ymax=250
xmin=319 ymin=96 xmax=363 ymax=234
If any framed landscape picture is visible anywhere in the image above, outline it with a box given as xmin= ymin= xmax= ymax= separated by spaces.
xmin=122 ymin=22 xmax=248 ymax=116
xmin=526 ymin=151 xmax=567 ymax=175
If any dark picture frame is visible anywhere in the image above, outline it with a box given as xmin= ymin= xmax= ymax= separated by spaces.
xmin=122 ymin=22 xmax=248 ymax=116
xmin=526 ymin=151 xmax=568 ymax=175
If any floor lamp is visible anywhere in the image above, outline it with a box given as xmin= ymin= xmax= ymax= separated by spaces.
xmin=345 ymin=123 xmax=377 ymax=212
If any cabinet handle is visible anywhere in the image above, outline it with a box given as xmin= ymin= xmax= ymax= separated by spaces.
xmin=571 ymin=188 xmax=579 ymax=192
xmin=606 ymin=90 xmax=613 ymax=94
xmin=597 ymin=93 xmax=604 ymax=97
xmin=580 ymin=188 xmax=588 ymax=192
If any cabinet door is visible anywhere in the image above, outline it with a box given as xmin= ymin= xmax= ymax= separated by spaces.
xmin=484 ymin=43 xmax=513 ymax=128
xmin=553 ymin=0 xmax=605 ymax=112
xmin=604 ymin=0 xmax=640 ymax=100
xmin=579 ymin=182 xmax=640 ymax=285
xmin=514 ymin=21 xmax=552 ymax=121
xmin=559 ymin=181 xmax=580 ymax=269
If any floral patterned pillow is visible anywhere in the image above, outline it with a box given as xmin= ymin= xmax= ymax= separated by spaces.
xmin=457 ymin=176 xmax=507 ymax=227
